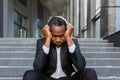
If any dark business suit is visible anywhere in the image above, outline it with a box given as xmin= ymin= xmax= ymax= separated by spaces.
xmin=23 ymin=38 xmax=98 ymax=80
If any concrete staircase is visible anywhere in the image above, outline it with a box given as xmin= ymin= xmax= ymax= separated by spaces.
xmin=0 ymin=38 xmax=120 ymax=80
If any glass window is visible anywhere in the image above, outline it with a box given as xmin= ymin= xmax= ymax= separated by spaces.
xmin=96 ymin=0 xmax=101 ymax=15
xmin=22 ymin=16 xmax=27 ymax=27
xmin=14 ymin=11 xmax=20 ymax=25
xmin=19 ymin=28 xmax=27 ymax=37
xmin=14 ymin=23 xmax=19 ymax=37
xmin=19 ymin=0 xmax=27 ymax=6
xmin=93 ymin=0 xmax=101 ymax=38
xmin=13 ymin=10 xmax=27 ymax=38
xmin=95 ymin=18 xmax=100 ymax=38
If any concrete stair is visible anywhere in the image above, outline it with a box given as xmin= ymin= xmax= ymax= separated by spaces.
xmin=0 ymin=38 xmax=120 ymax=80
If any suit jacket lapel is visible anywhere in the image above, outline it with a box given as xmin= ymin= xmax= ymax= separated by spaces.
xmin=50 ymin=41 xmax=67 ymax=68
xmin=60 ymin=41 xmax=67 ymax=67
xmin=51 ymin=44 xmax=57 ymax=67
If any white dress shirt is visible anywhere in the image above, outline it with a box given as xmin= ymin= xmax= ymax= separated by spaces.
xmin=42 ymin=43 xmax=76 ymax=79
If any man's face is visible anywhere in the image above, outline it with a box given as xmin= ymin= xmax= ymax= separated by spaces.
xmin=51 ymin=25 xmax=66 ymax=47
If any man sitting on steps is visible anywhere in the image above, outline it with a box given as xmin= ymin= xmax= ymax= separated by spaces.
xmin=23 ymin=16 xmax=98 ymax=80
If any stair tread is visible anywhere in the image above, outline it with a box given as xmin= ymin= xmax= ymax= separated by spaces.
xmin=0 ymin=65 xmax=119 ymax=68
xmin=0 ymin=76 xmax=120 ymax=79
xmin=0 ymin=47 xmax=119 ymax=48
xmin=0 ymin=77 xmax=22 ymax=79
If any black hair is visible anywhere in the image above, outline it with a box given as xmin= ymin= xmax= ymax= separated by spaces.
xmin=48 ymin=17 xmax=67 ymax=30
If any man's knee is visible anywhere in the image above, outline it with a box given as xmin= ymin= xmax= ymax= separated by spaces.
xmin=85 ymin=68 xmax=97 ymax=76
xmin=84 ymin=68 xmax=98 ymax=80
xmin=86 ymin=68 xmax=97 ymax=74
xmin=23 ymin=70 xmax=39 ymax=80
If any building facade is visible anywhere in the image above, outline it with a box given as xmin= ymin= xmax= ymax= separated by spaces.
xmin=81 ymin=0 xmax=120 ymax=38
xmin=0 ymin=0 xmax=50 ymax=38
xmin=0 ymin=0 xmax=120 ymax=38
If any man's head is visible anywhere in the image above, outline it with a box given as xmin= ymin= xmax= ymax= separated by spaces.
xmin=48 ymin=16 xmax=67 ymax=47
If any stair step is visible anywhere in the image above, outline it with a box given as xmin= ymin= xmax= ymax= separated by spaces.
xmin=0 ymin=38 xmax=107 ymax=42
xmin=0 ymin=47 xmax=35 ymax=51
xmin=0 ymin=43 xmax=35 ymax=46
xmin=0 ymin=41 xmax=108 ymax=46
xmin=0 ymin=47 xmax=120 ymax=52
xmin=87 ymin=66 xmax=120 ymax=77
xmin=81 ymin=47 xmax=120 ymax=52
xmin=0 ymin=43 xmax=113 ymax=47
xmin=0 ymin=66 xmax=32 ymax=77
xmin=78 ymin=39 xmax=108 ymax=43
xmin=83 ymin=52 xmax=120 ymax=58
xmin=86 ymin=58 xmax=120 ymax=66
xmin=0 ymin=52 xmax=35 ymax=58
xmin=78 ymin=41 xmax=108 ymax=43
xmin=79 ymin=43 xmax=113 ymax=47
xmin=0 ymin=77 xmax=22 ymax=80
xmin=0 ymin=58 xmax=33 ymax=66
xmin=0 ymin=52 xmax=119 ymax=58
xmin=0 ymin=77 xmax=120 ymax=80
xmin=98 ymin=76 xmax=120 ymax=80
xmin=0 ymin=38 xmax=37 ymax=42
xmin=1 ymin=58 xmax=120 ymax=66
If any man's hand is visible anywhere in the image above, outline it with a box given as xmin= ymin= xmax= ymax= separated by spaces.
xmin=42 ymin=25 xmax=52 ymax=48
xmin=42 ymin=25 xmax=52 ymax=39
xmin=64 ymin=23 xmax=74 ymax=47
xmin=64 ymin=23 xmax=74 ymax=39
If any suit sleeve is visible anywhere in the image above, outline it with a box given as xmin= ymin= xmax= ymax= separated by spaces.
xmin=70 ymin=39 xmax=86 ymax=70
xmin=33 ymin=39 xmax=49 ymax=71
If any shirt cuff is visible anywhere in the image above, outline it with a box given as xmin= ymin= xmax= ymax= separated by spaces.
xmin=69 ymin=43 xmax=76 ymax=53
xmin=42 ymin=45 xmax=50 ymax=54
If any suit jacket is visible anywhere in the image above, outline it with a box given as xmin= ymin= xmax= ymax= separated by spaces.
xmin=33 ymin=38 xmax=86 ymax=76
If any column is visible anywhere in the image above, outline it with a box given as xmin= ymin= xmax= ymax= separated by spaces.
xmin=0 ymin=0 xmax=3 ymax=37
xmin=73 ymin=0 xmax=80 ymax=37
xmin=66 ymin=0 xmax=70 ymax=22
xmin=87 ymin=0 xmax=95 ymax=38
xmin=7 ymin=0 xmax=14 ymax=37
xmin=100 ymin=0 xmax=108 ymax=37
xmin=108 ymin=0 xmax=116 ymax=35
xmin=3 ymin=0 xmax=8 ymax=37
xmin=79 ymin=0 xmax=84 ymax=38
xmin=69 ymin=0 xmax=73 ymax=25
xmin=29 ymin=0 xmax=38 ymax=38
